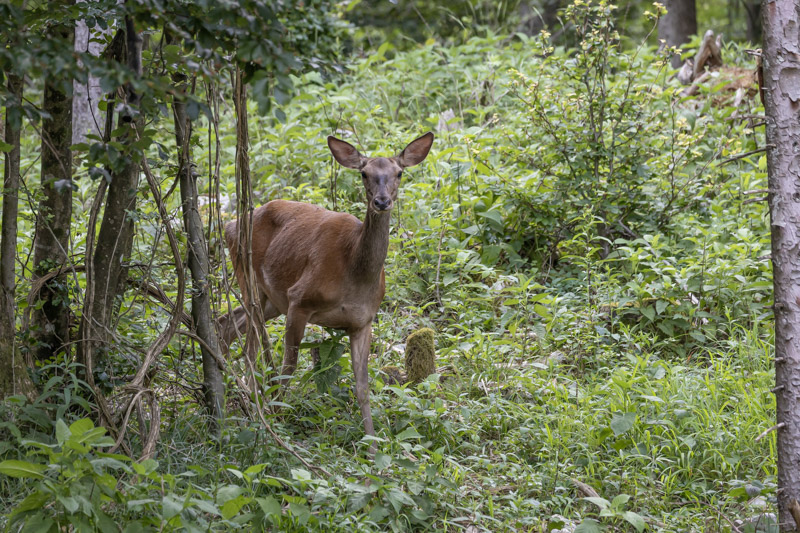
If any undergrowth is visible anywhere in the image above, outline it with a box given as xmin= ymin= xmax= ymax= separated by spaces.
xmin=0 ymin=2 xmax=775 ymax=531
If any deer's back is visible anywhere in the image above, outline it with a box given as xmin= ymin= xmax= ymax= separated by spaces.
xmin=225 ymin=200 xmax=374 ymax=321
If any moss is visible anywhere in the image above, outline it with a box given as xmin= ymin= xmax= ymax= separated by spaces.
xmin=379 ymin=365 xmax=406 ymax=385
xmin=405 ymin=328 xmax=436 ymax=385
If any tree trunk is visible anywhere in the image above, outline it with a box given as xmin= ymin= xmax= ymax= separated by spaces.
xmin=78 ymin=17 xmax=142 ymax=374
xmin=762 ymin=1 xmax=800 ymax=530
xmin=73 ymin=17 xmax=106 ymax=144
xmin=1 ymin=75 xmax=35 ymax=399
xmin=516 ymin=1 xmax=562 ymax=37
xmin=31 ymin=21 xmax=74 ymax=362
xmin=658 ymin=0 xmax=697 ymax=68
xmin=172 ymin=81 xmax=225 ymax=429
xmin=744 ymin=1 xmax=762 ymax=44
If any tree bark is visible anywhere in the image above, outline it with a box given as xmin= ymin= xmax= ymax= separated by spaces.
xmin=73 ymin=16 xmax=106 ymax=144
xmin=172 ymin=80 xmax=225 ymax=428
xmin=1 ymin=75 xmax=35 ymax=399
xmin=31 ymin=21 xmax=74 ymax=362
xmin=745 ymin=1 xmax=763 ymax=43
xmin=78 ymin=17 xmax=142 ymax=373
xmin=658 ymin=0 xmax=698 ymax=68
xmin=516 ymin=1 xmax=562 ymax=37
xmin=762 ymin=1 xmax=800 ymax=530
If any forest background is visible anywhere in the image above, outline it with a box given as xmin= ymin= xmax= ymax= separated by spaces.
xmin=0 ymin=0 xmax=791 ymax=531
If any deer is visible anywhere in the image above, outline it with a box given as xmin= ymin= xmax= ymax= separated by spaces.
xmin=219 ymin=131 xmax=434 ymax=450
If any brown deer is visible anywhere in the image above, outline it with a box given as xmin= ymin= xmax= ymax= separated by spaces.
xmin=220 ymin=132 xmax=434 ymax=448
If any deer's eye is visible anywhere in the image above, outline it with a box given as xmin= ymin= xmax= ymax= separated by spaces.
xmin=361 ymin=171 xmax=367 ymax=179
xmin=397 ymin=171 xmax=403 ymax=179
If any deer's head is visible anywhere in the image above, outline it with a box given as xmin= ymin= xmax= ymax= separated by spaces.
xmin=328 ymin=132 xmax=434 ymax=213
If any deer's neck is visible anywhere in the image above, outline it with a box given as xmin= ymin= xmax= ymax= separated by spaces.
xmin=353 ymin=209 xmax=391 ymax=280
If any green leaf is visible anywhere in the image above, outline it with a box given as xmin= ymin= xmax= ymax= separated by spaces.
xmin=395 ymin=427 xmax=422 ymax=441
xmin=373 ymin=452 xmax=391 ymax=470
xmin=0 ymin=460 xmax=47 ymax=479
xmin=55 ymin=419 xmax=70 ymax=445
xmin=57 ymin=495 xmax=79 ymax=513
xmin=0 ymin=140 xmax=13 ymax=152
xmin=583 ymin=496 xmax=610 ymax=510
xmin=10 ymin=490 xmax=50 ymax=517
xmin=220 ymin=495 xmax=252 ymax=520
xmin=20 ymin=513 xmax=55 ymax=533
xmin=256 ymin=496 xmax=281 ymax=518
xmin=574 ymin=518 xmax=604 ymax=533
xmin=640 ymin=305 xmax=655 ymax=321
xmin=407 ymin=480 xmax=425 ymax=495
xmin=244 ymin=463 xmax=267 ymax=476
xmin=161 ymin=494 xmax=183 ymax=520
xmin=288 ymin=502 xmax=311 ymax=525
xmin=69 ymin=418 xmax=94 ymax=436
xmin=610 ymin=493 xmax=631 ymax=508
xmin=655 ymin=299 xmax=669 ymax=315
xmin=622 ymin=511 xmax=646 ymax=532
xmin=347 ymin=491 xmax=371 ymax=512
xmin=610 ymin=412 xmax=636 ymax=436
xmin=385 ymin=488 xmax=415 ymax=513
xmin=217 ymin=485 xmax=243 ymax=504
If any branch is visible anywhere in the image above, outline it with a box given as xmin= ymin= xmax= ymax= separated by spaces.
xmin=716 ymin=145 xmax=774 ymax=166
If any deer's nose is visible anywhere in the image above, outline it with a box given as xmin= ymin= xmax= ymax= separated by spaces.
xmin=373 ymin=197 xmax=392 ymax=211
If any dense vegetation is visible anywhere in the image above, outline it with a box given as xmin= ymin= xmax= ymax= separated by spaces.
xmin=0 ymin=1 xmax=777 ymax=531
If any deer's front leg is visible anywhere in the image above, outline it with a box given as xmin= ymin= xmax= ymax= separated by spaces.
xmin=350 ymin=325 xmax=376 ymax=453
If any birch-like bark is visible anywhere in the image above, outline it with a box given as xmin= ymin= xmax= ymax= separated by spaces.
xmin=73 ymin=16 xmax=107 ymax=144
xmin=762 ymin=1 xmax=800 ymax=530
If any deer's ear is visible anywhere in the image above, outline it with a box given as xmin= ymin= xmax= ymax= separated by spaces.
xmin=328 ymin=136 xmax=364 ymax=169
xmin=397 ymin=132 xmax=434 ymax=168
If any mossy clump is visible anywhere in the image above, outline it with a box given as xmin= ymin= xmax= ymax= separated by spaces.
xmin=379 ymin=365 xmax=407 ymax=385
xmin=405 ymin=328 xmax=436 ymax=385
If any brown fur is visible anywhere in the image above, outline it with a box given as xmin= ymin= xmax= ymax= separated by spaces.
xmin=218 ymin=132 xmax=434 ymax=453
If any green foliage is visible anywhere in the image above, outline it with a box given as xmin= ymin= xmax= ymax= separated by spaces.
xmin=0 ymin=0 xmax=777 ymax=530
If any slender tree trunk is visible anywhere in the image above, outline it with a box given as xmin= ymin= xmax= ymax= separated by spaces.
xmin=658 ymin=0 xmax=697 ymax=68
xmin=73 ymin=16 xmax=106 ymax=144
xmin=763 ymin=1 xmax=800 ymax=530
xmin=744 ymin=1 xmax=763 ymax=43
xmin=78 ymin=17 xmax=142 ymax=374
xmin=516 ymin=1 xmax=562 ymax=36
xmin=31 ymin=21 xmax=74 ymax=362
xmin=1 ymin=76 xmax=35 ymax=399
xmin=172 ymin=80 xmax=225 ymax=428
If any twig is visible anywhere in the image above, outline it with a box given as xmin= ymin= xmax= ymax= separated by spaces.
xmin=755 ymin=423 xmax=784 ymax=442
xmin=716 ymin=145 xmax=774 ymax=166
xmin=743 ymin=196 xmax=767 ymax=205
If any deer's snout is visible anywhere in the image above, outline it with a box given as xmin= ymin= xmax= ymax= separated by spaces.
xmin=373 ymin=197 xmax=392 ymax=211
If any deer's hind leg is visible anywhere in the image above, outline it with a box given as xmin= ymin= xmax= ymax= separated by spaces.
xmin=241 ymin=293 xmax=280 ymax=392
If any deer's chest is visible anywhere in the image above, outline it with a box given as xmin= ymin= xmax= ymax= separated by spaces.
xmin=308 ymin=274 xmax=385 ymax=330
